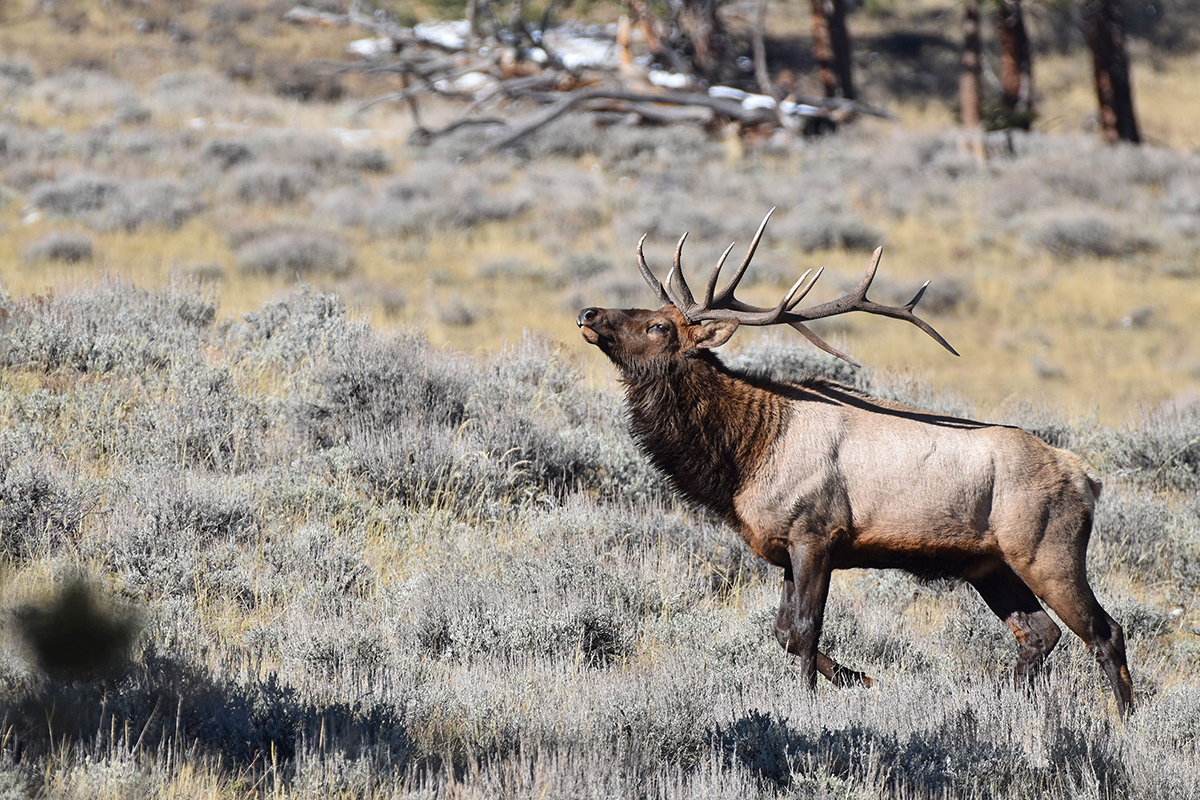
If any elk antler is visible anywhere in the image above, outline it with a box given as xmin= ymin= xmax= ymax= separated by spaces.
xmin=636 ymin=208 xmax=959 ymax=367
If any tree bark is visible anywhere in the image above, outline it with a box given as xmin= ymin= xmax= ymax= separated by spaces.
xmin=1081 ymin=0 xmax=1140 ymax=144
xmin=994 ymin=0 xmax=1034 ymax=126
xmin=626 ymin=0 xmax=691 ymax=75
xmin=961 ymin=0 xmax=982 ymax=129
xmin=811 ymin=0 xmax=855 ymax=100
xmin=682 ymin=0 xmax=727 ymax=83
xmin=753 ymin=0 xmax=773 ymax=97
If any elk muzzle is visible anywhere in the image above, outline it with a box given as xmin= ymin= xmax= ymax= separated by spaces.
xmin=577 ymin=307 xmax=604 ymax=344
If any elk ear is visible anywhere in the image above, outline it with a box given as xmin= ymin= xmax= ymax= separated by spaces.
xmin=693 ymin=318 xmax=739 ymax=350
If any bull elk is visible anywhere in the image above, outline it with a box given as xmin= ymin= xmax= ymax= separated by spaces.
xmin=577 ymin=210 xmax=1133 ymax=716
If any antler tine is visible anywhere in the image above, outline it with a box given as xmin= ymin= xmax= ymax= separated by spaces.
xmin=850 ymin=246 xmax=884 ymax=303
xmin=705 ymin=241 xmax=738 ymax=308
xmin=673 ymin=232 xmax=697 ymax=306
xmin=712 ymin=208 xmax=775 ymax=306
xmin=783 ymin=268 xmax=818 ymax=311
xmin=636 ymin=233 xmax=671 ymax=306
xmin=899 ymin=282 xmax=960 ymax=355
xmin=665 ymin=232 xmax=699 ymax=313
xmin=904 ymin=281 xmax=930 ymax=311
xmin=785 ymin=247 xmax=959 ymax=358
xmin=787 ymin=320 xmax=862 ymax=368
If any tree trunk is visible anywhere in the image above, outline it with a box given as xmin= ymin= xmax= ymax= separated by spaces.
xmin=752 ymin=0 xmax=773 ymax=97
xmin=961 ymin=0 xmax=982 ymax=129
xmin=994 ymin=0 xmax=1034 ymax=126
xmin=1081 ymin=0 xmax=1140 ymax=144
xmin=682 ymin=0 xmax=727 ymax=83
xmin=811 ymin=0 xmax=855 ymax=100
xmin=626 ymin=0 xmax=690 ymax=75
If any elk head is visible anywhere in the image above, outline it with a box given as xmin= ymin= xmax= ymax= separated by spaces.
xmin=578 ymin=209 xmax=959 ymax=369
xmin=577 ymin=305 xmax=738 ymax=382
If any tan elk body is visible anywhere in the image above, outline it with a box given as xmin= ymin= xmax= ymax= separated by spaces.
xmin=577 ymin=212 xmax=1133 ymax=716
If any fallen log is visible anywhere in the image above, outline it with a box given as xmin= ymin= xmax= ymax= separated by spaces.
xmin=470 ymin=86 xmax=780 ymax=157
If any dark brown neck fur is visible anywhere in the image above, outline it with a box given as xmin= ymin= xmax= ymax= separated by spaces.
xmin=621 ymin=351 xmax=789 ymax=524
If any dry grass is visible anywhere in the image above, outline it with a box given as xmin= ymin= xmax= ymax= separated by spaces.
xmin=0 ymin=280 xmax=1196 ymax=798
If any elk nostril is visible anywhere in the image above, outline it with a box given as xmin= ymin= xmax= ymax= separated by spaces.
xmin=577 ymin=308 xmax=599 ymax=327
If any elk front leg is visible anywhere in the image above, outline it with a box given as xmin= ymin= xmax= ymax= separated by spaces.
xmin=773 ymin=543 xmax=871 ymax=688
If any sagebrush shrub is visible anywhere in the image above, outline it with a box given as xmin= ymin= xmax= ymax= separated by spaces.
xmin=139 ymin=471 xmax=261 ymax=543
xmin=23 ymin=231 xmax=93 ymax=263
xmin=344 ymin=147 xmax=390 ymax=173
xmin=230 ymin=287 xmax=368 ymax=366
xmin=1109 ymin=402 xmax=1200 ymax=490
xmin=146 ymin=364 xmax=268 ymax=471
xmin=1023 ymin=213 xmax=1158 ymax=259
xmin=773 ymin=211 xmax=884 ymax=252
xmin=104 ymin=178 xmax=206 ymax=230
xmin=1 ymin=280 xmax=215 ymax=374
xmin=248 ymin=129 xmax=343 ymax=173
xmin=0 ymin=452 xmax=94 ymax=563
xmin=528 ymin=114 xmax=604 ymax=159
xmin=28 ymin=175 xmax=204 ymax=230
xmin=236 ymin=230 xmax=354 ymax=277
xmin=30 ymin=175 xmax=120 ymax=215
xmin=367 ymin=170 xmax=532 ymax=237
xmin=230 ymin=163 xmax=318 ymax=205
xmin=299 ymin=329 xmax=657 ymax=507
xmin=205 ymin=139 xmax=255 ymax=169
xmin=725 ymin=336 xmax=865 ymax=387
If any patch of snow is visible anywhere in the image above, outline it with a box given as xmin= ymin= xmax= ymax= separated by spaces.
xmin=347 ymin=37 xmax=394 ymax=59
xmin=709 ymin=86 xmax=822 ymax=118
xmin=648 ymin=70 xmax=690 ymax=89
xmin=434 ymin=71 xmax=498 ymax=94
xmin=708 ymin=86 xmax=747 ymax=101
xmin=414 ymin=19 xmax=470 ymax=50
xmin=542 ymin=33 xmax=617 ymax=70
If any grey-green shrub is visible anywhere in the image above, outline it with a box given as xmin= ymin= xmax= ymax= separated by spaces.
xmin=1 ymin=280 xmax=215 ymax=374
xmin=0 ymin=452 xmax=94 ymax=563
xmin=30 ymin=175 xmax=121 ymax=215
xmin=23 ymin=231 xmax=93 ymax=263
xmin=236 ymin=231 xmax=354 ymax=277
xmin=230 ymin=162 xmax=318 ymax=205
xmin=1023 ymin=213 xmax=1159 ymax=258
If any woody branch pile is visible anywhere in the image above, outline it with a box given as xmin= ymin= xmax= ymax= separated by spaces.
xmin=285 ymin=0 xmax=892 ymax=159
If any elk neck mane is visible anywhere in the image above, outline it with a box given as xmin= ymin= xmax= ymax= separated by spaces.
xmin=619 ymin=349 xmax=795 ymax=523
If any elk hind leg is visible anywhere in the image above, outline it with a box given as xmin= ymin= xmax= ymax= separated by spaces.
xmin=970 ymin=568 xmax=1062 ymax=687
xmin=1015 ymin=515 xmax=1134 ymax=716
xmin=1028 ymin=579 xmax=1133 ymax=717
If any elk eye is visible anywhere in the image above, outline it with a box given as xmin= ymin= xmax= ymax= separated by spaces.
xmin=648 ymin=322 xmax=669 ymax=335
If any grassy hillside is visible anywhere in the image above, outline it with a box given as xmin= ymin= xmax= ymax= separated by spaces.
xmin=2 ymin=0 xmax=1200 ymax=796
xmin=1 ymin=281 xmax=1198 ymax=798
